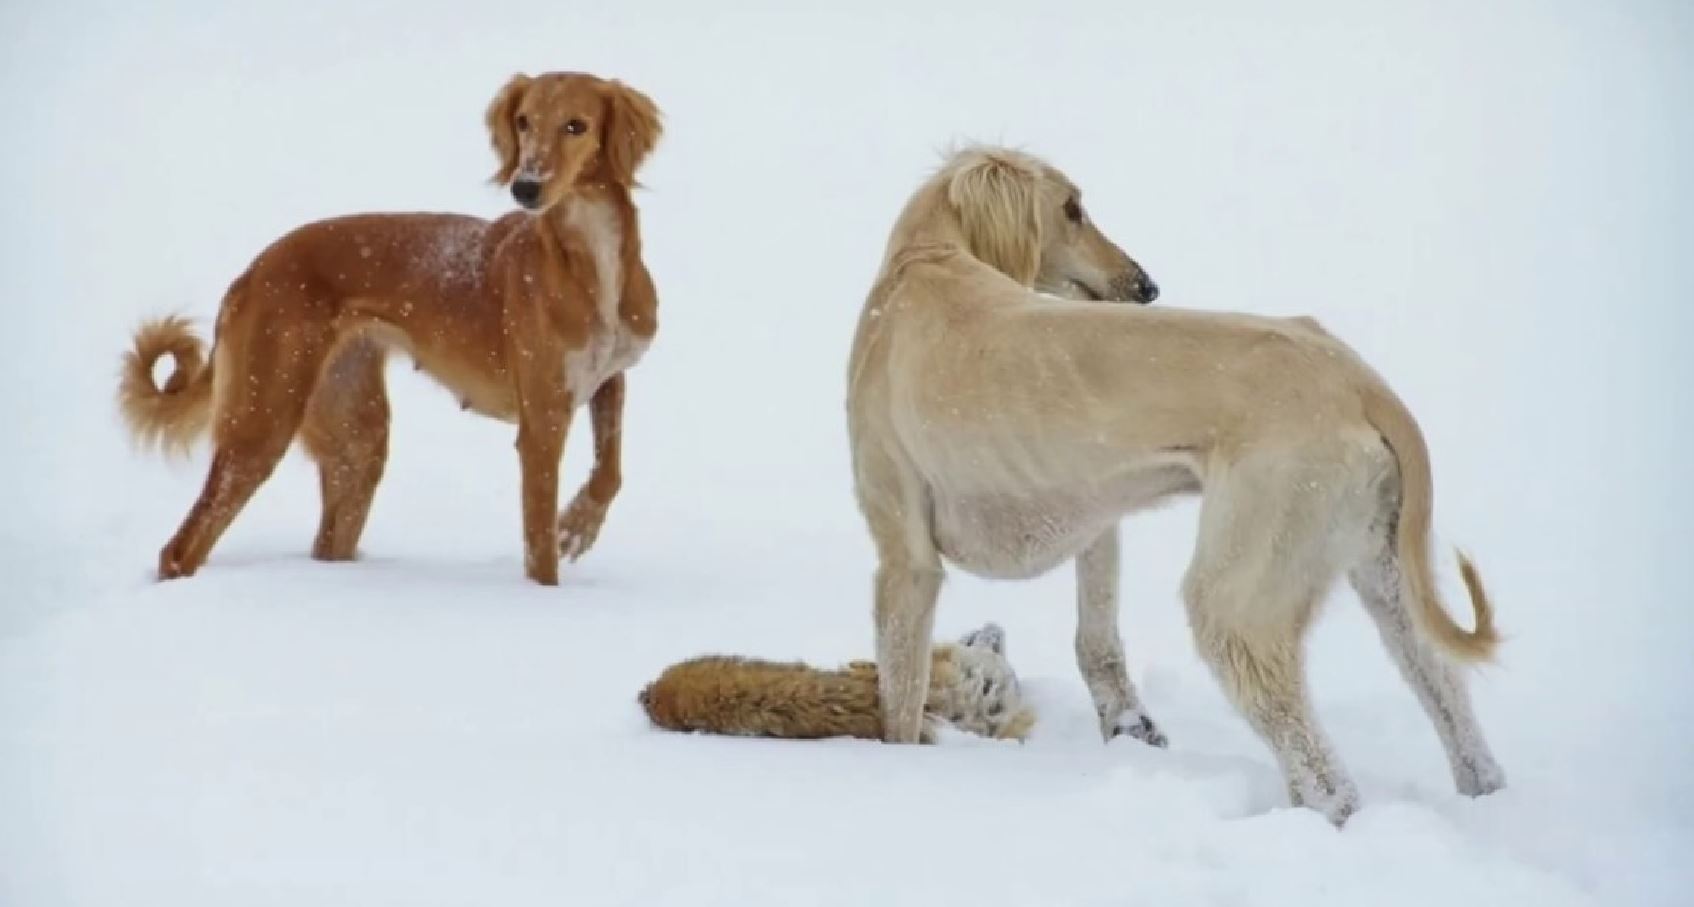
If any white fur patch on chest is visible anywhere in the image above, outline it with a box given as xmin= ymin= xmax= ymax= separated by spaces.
xmin=563 ymin=195 xmax=623 ymax=326
xmin=563 ymin=333 xmax=651 ymax=403
xmin=557 ymin=195 xmax=646 ymax=401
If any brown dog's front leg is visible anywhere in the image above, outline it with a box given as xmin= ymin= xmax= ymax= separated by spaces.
xmin=558 ymin=373 xmax=624 ymax=562
xmin=517 ymin=397 xmax=571 ymax=585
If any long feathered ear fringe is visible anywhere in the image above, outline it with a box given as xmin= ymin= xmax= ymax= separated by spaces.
xmin=485 ymin=73 xmax=531 ymax=185
xmin=946 ymin=149 xmax=1043 ymax=285
xmin=603 ymin=81 xmax=663 ymax=188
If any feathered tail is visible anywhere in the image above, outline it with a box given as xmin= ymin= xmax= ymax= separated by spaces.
xmin=118 ymin=316 xmax=215 ymax=455
xmin=1362 ymin=386 xmax=1500 ymax=662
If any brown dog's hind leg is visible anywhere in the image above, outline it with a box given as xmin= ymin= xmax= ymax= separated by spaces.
xmin=302 ymin=337 xmax=391 ymax=562
xmin=157 ymin=309 xmax=333 ymax=579
xmin=158 ymin=439 xmax=290 ymax=578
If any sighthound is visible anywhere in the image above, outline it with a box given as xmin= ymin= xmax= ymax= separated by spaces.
xmin=846 ymin=145 xmax=1503 ymax=823
xmin=118 ymin=72 xmax=662 ymax=585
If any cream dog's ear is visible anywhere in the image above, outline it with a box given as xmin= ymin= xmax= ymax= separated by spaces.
xmin=947 ymin=150 xmax=1043 ymax=285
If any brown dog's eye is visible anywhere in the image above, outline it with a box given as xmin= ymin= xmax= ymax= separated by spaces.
xmin=563 ymin=119 xmax=587 ymax=136
xmin=515 ymin=114 xmax=530 ymax=132
xmin=1063 ymin=197 xmax=1083 ymax=223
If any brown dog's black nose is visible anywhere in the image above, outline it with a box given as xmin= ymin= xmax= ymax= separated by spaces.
xmin=511 ymin=179 xmax=542 ymax=208
xmin=1135 ymin=276 xmax=1159 ymax=304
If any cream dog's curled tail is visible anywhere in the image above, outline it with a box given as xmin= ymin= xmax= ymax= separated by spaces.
xmin=639 ymin=623 xmax=1035 ymax=743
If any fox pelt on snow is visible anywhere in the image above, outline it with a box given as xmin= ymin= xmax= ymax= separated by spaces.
xmin=638 ymin=623 xmax=1036 ymax=743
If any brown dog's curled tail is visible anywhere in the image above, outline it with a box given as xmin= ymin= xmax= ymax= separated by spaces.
xmin=118 ymin=316 xmax=215 ymax=455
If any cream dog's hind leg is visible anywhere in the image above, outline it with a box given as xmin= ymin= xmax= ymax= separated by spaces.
xmin=1350 ymin=545 xmax=1505 ymax=796
xmin=1182 ymin=452 xmax=1363 ymax=824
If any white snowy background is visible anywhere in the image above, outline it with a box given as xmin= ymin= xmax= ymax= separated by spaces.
xmin=2 ymin=0 xmax=1691 ymax=904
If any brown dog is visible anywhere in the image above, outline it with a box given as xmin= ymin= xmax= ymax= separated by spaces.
xmin=118 ymin=72 xmax=662 ymax=585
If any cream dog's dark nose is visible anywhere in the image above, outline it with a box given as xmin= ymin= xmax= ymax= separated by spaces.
xmin=1135 ymin=276 xmax=1159 ymax=304
xmin=511 ymin=179 xmax=542 ymax=208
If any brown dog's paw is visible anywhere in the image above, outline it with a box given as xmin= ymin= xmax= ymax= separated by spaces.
xmin=556 ymin=492 xmax=609 ymax=562
xmin=526 ymin=566 xmax=560 ymax=586
xmin=157 ymin=547 xmax=196 ymax=580
xmin=524 ymin=549 xmax=560 ymax=586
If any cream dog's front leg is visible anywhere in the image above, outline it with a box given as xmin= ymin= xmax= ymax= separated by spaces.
xmin=855 ymin=443 xmax=943 ymax=743
xmin=874 ymin=562 xmax=942 ymax=742
xmin=1076 ymin=526 xmax=1167 ymax=746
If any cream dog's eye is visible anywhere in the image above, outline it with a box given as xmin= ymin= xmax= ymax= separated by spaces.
xmin=1063 ymin=197 xmax=1083 ymax=223
xmin=563 ymin=119 xmax=587 ymax=136
xmin=515 ymin=114 xmax=530 ymax=132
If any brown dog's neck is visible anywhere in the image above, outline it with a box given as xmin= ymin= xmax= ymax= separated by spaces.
xmin=532 ymin=181 xmax=643 ymax=326
xmin=552 ymin=179 xmax=639 ymax=233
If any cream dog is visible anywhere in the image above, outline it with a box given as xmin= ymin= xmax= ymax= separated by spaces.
xmin=845 ymin=145 xmax=1503 ymax=824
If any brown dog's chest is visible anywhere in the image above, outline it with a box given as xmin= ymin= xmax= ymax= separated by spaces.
xmin=563 ymin=324 xmax=650 ymax=402
xmin=553 ymin=196 xmax=650 ymax=400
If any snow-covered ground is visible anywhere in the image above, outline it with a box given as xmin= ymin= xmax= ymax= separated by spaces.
xmin=2 ymin=1 xmax=1691 ymax=904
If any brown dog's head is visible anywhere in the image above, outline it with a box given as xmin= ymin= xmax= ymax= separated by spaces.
xmin=485 ymin=72 xmax=662 ymax=211
xmin=944 ymin=146 xmax=1157 ymax=304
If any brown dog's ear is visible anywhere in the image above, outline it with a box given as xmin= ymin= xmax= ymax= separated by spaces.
xmin=602 ymin=81 xmax=662 ymax=187
xmin=946 ymin=150 xmax=1043 ymax=286
xmin=485 ymin=74 xmax=531 ymax=184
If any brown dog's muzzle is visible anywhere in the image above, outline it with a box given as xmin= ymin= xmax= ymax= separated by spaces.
xmin=511 ymin=179 xmax=543 ymax=209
